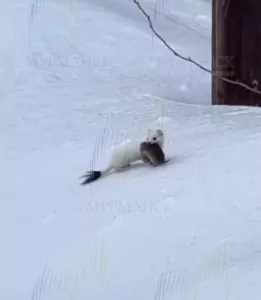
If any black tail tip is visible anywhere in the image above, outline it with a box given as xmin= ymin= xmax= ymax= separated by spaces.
xmin=81 ymin=171 xmax=102 ymax=185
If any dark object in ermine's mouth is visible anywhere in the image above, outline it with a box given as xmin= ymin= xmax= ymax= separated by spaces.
xmin=140 ymin=142 xmax=166 ymax=166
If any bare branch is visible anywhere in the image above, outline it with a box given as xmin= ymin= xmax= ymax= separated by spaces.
xmin=217 ymin=76 xmax=261 ymax=95
xmin=132 ymin=0 xmax=261 ymax=96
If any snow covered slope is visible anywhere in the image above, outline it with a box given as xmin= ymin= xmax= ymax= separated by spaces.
xmin=1 ymin=0 xmax=261 ymax=300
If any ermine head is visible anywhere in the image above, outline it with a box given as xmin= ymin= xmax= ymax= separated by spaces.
xmin=146 ymin=129 xmax=164 ymax=148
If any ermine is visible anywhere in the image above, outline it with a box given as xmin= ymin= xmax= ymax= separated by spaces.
xmin=80 ymin=128 xmax=165 ymax=185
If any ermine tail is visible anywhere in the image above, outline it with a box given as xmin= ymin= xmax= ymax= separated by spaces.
xmin=80 ymin=166 xmax=112 ymax=185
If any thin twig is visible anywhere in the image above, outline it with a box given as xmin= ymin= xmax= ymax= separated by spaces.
xmin=133 ymin=0 xmax=261 ymax=96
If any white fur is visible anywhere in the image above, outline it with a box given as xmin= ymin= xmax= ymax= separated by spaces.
xmin=146 ymin=129 xmax=164 ymax=148
xmin=101 ymin=129 xmax=164 ymax=175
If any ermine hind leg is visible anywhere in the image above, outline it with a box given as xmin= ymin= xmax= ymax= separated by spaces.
xmin=116 ymin=164 xmax=131 ymax=172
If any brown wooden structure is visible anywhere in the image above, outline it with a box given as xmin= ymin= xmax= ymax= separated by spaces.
xmin=212 ymin=0 xmax=261 ymax=106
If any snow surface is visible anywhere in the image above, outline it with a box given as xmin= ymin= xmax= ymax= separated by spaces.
xmin=1 ymin=0 xmax=261 ymax=299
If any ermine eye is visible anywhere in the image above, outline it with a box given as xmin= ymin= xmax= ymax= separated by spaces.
xmin=153 ymin=137 xmax=156 ymax=141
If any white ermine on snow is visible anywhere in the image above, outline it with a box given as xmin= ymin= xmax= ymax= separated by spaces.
xmin=80 ymin=128 xmax=165 ymax=185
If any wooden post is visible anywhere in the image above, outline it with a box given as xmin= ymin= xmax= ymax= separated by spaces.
xmin=212 ymin=0 xmax=261 ymax=106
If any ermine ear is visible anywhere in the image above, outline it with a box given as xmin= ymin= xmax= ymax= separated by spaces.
xmin=156 ymin=129 xmax=162 ymax=135
xmin=148 ymin=129 xmax=151 ymax=136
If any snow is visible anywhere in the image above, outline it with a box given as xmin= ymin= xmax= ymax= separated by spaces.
xmin=1 ymin=0 xmax=261 ymax=299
